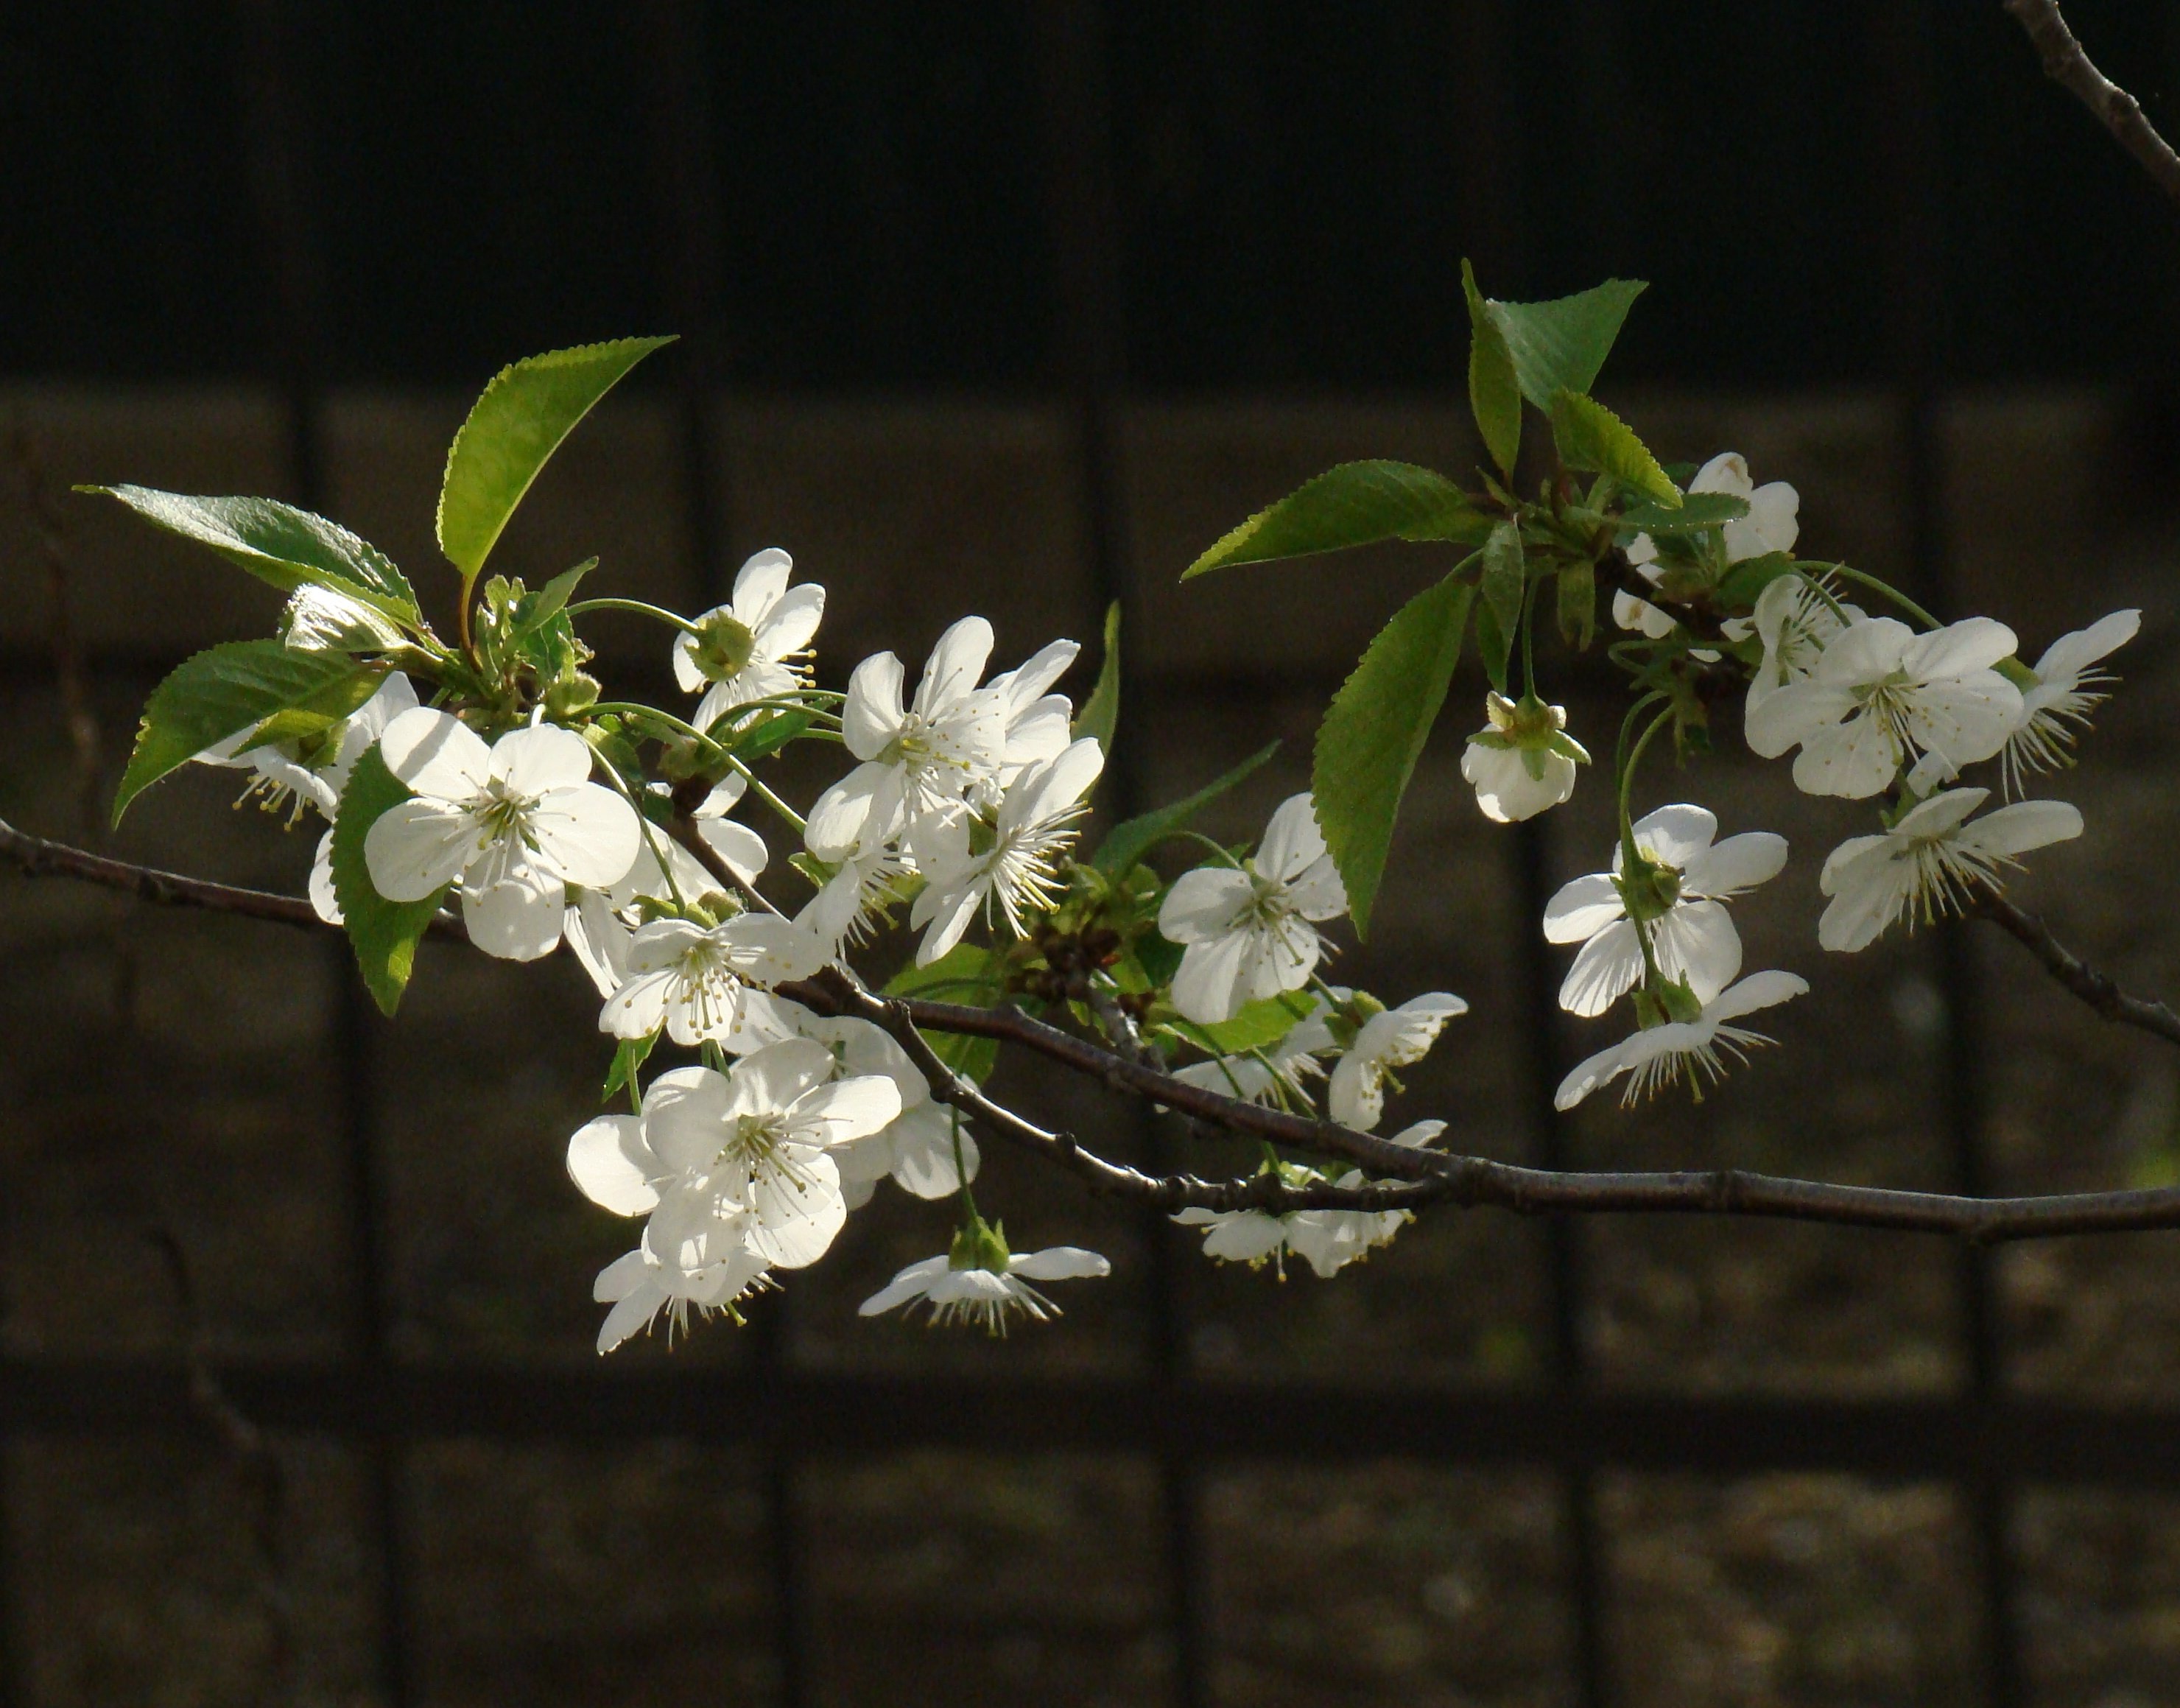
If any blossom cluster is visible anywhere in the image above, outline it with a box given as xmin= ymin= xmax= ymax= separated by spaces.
xmin=106 ymin=318 xmax=2140 ymax=1354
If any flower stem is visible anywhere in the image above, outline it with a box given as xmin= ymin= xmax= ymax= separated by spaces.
xmin=563 ymin=597 xmax=703 ymax=634
xmin=949 ymin=1107 xmax=980 ymax=1224
xmin=1828 ymin=563 xmax=1943 ymax=630
xmin=1612 ymin=692 xmax=1671 ymax=874
xmin=725 ymin=756 xmax=807 ymax=834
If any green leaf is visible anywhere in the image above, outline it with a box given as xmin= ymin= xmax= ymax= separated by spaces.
xmin=885 ymin=944 xmax=1002 ymax=1083
xmin=510 ymin=558 xmax=597 ymax=646
xmin=1183 ymin=461 xmax=1488 ymax=580
xmin=1184 ymin=990 xmax=1315 ymax=1056
xmin=602 ymin=1033 xmax=656 ymax=1112
xmin=1557 ymin=560 xmax=1597 ymax=651
xmin=1715 ymin=550 xmax=1800 ymax=611
xmin=330 ymin=744 xmax=450 ymax=1016
xmin=113 ymin=640 xmax=384 ymax=824
xmin=1549 ymin=391 xmax=1678 ymax=505
xmin=1474 ymin=522 xmax=1525 ymax=696
xmin=1311 ymin=572 xmax=1474 ymax=938
xmin=81 ymin=486 xmax=419 ymax=625
xmin=437 ymin=337 xmax=676 ymax=580
xmin=722 ymin=707 xmax=814 ymax=758
xmin=1619 ymin=491 xmax=1749 ymax=534
xmin=1072 ymin=602 xmax=1122 ymax=751
xmin=1462 ymin=261 xmax=1522 ymax=478
xmin=1483 ymin=278 xmax=1648 ymax=410
xmin=1090 ymin=740 xmax=1281 ymax=876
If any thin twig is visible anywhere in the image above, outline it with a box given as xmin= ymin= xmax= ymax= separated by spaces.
xmin=1975 ymin=887 xmax=2180 ymax=1047
xmin=2006 ymin=0 xmax=2180 ymax=205
xmin=17 ymin=812 xmax=2180 ymax=1239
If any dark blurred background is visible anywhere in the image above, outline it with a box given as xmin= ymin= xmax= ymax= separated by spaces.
xmin=5 ymin=3 xmax=2180 ymax=1705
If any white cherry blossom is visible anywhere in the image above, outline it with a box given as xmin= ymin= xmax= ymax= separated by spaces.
xmin=1555 ymin=971 xmax=1808 ymax=1110
xmin=599 ymin=913 xmax=824 ymax=1047
xmin=1158 ymin=793 xmax=1349 ymax=1025
xmin=2002 ymin=608 xmax=2139 ymax=795
xmin=588 ymin=1241 xmax=773 ymax=1355
xmin=1817 ymin=787 xmax=2083 ymax=952
xmin=569 ymin=1041 xmax=903 ymax=1278
xmin=673 ymin=548 xmax=825 ymax=731
xmin=1543 ymin=805 xmax=1788 ymax=1018
xmin=1174 ymin=1121 xmax=1446 ymax=1277
xmin=1327 ymin=994 xmax=1469 ymax=1130
xmin=859 ymin=1243 xmax=1110 ymax=1333
xmin=1745 ymin=574 xmax=1862 ymax=719
xmin=909 ymin=737 xmax=1104 ymax=964
xmin=1744 ymin=615 xmax=2022 ymax=798
xmin=980 ymin=638 xmax=1081 ymax=801
xmin=364 ymin=707 xmax=642 ymax=959
xmin=1460 ymin=692 xmax=1590 ymax=823
xmin=806 ymin=616 xmax=1012 ymax=857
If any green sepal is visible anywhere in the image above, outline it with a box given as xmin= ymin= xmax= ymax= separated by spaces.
xmin=113 ymin=640 xmax=386 ymax=825
xmin=1557 ymin=560 xmax=1597 ymax=651
xmin=602 ymin=1032 xmax=657 ymax=1112
xmin=1090 ymin=740 xmax=1281 ymax=876
xmin=1310 ymin=571 xmax=1473 ymax=938
xmin=80 ymin=485 xmax=420 ymax=627
xmin=1462 ymin=261 xmax=1522 ymax=478
xmin=1475 ymin=521 xmax=1525 ymax=696
xmin=1548 ymin=390 xmax=1677 ymax=505
xmin=437 ymin=337 xmax=676 ymax=581
xmin=1184 ymin=460 xmax=1489 ymax=580
xmin=329 ymin=743 xmax=451 ymax=1016
xmin=1072 ymin=601 xmax=1122 ymax=751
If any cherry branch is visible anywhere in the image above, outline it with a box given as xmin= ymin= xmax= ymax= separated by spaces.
xmin=1974 ymin=888 xmax=2180 ymax=1047
xmin=15 ymin=811 xmax=2180 ymax=1237
xmin=2006 ymin=0 xmax=2180 ymax=205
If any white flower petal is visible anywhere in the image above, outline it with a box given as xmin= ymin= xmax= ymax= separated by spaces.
xmin=362 ymin=799 xmax=474 ymax=901
xmin=527 ymin=784 xmax=644 ymax=889
xmin=379 ymin=707 xmax=493 ymax=798
xmin=1256 ymin=794 xmax=1328 ymax=882
xmin=859 ymin=1254 xmax=953 ymax=1315
xmin=492 ymin=723 xmax=596 ymax=797
xmin=1009 ymin=1245 xmax=1111 ymax=1282
xmin=566 ymin=1114 xmax=661 ymax=1215
xmin=462 ymin=873 xmax=567 ymax=960
xmin=1542 ymin=872 xmax=1624 ymax=943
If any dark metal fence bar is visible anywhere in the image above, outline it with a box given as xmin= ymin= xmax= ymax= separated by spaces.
xmin=231 ymin=1 xmax=416 ymax=1700
xmin=15 ymin=1360 xmax=2180 ymax=1485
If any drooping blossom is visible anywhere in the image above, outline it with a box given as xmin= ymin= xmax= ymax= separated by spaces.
xmin=1173 ymin=1121 xmax=1446 ymax=1277
xmin=1170 ymin=994 xmax=1337 ymax=1108
xmin=1554 ymin=971 xmax=1807 ymax=1110
xmin=673 ymin=548 xmax=825 ymax=731
xmin=1744 ymin=574 xmax=1862 ymax=720
xmin=858 ymin=1240 xmax=1110 ymax=1334
xmin=1744 ymin=615 xmax=2022 ymax=798
xmin=201 ymin=670 xmax=420 ymax=826
xmin=1158 ymin=793 xmax=1349 ymax=1025
xmin=586 ymin=1239 xmax=773 ymax=1355
xmin=363 ymin=707 xmax=642 ymax=959
xmin=2002 ymin=608 xmax=2139 ymax=796
xmin=1460 ymin=692 xmax=1591 ymax=823
xmin=1816 ymin=787 xmax=2082 ymax=952
xmin=1326 ymin=994 xmax=1469 ymax=1130
xmin=909 ymin=737 xmax=1104 ymax=964
xmin=1543 ymin=805 xmax=1789 ymax=1018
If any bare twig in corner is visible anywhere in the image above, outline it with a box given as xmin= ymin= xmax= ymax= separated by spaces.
xmin=2006 ymin=0 xmax=2180 ymax=205
xmin=1975 ymin=886 xmax=2180 ymax=1048
xmin=149 ymin=1228 xmax=295 ymax=1707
